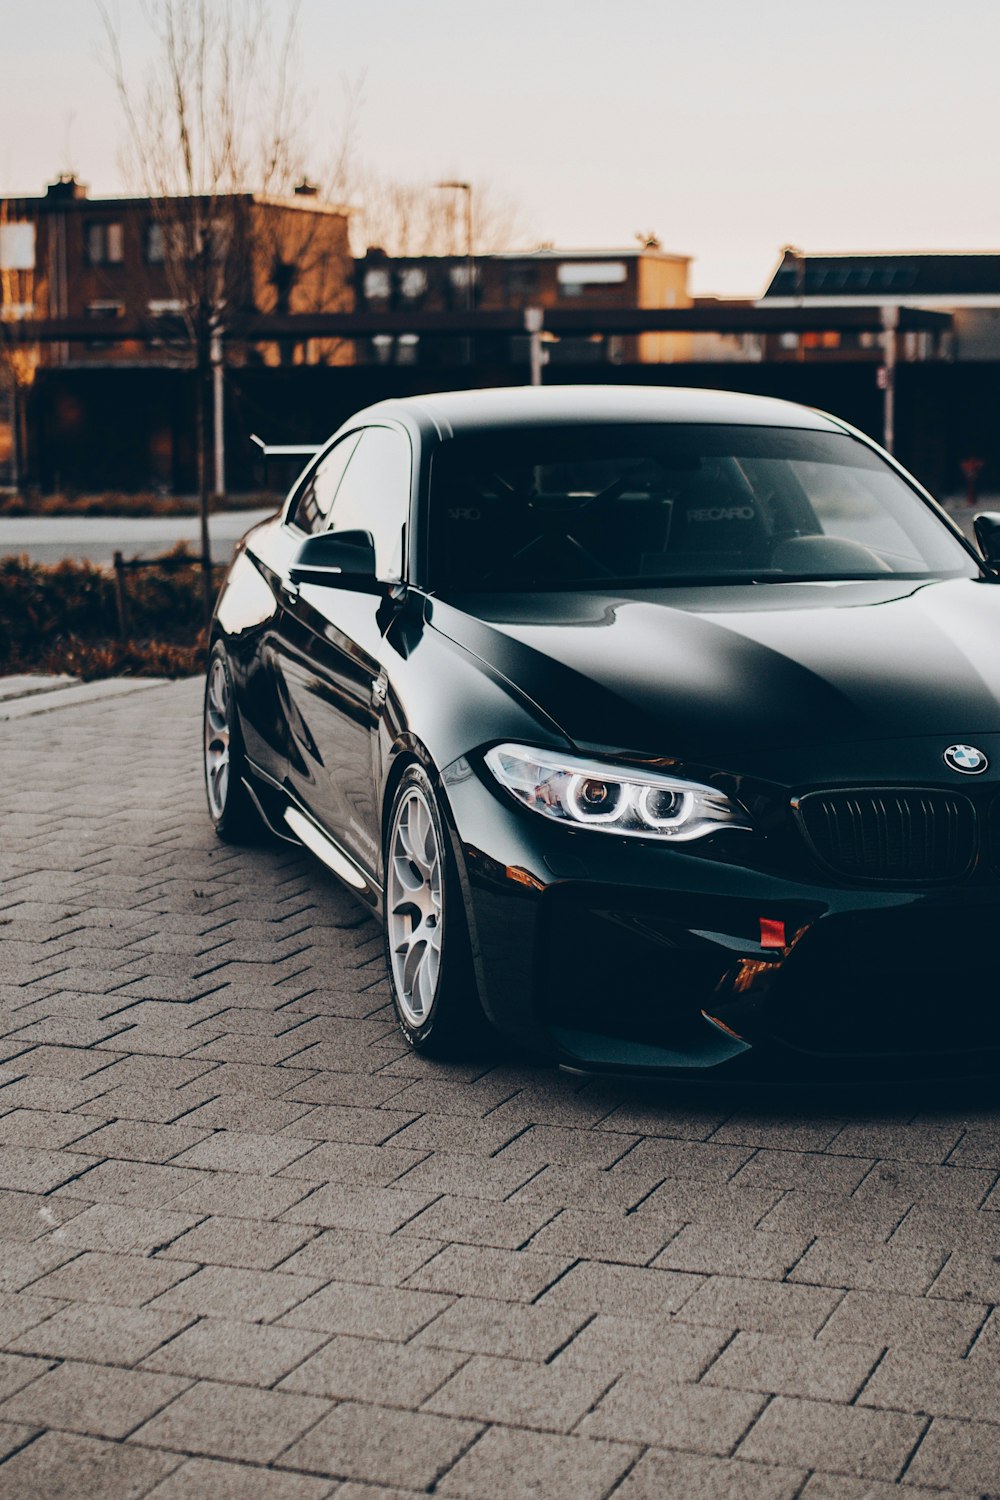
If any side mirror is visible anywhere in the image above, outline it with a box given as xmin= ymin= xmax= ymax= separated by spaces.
xmin=288 ymin=529 xmax=379 ymax=590
xmin=974 ymin=512 xmax=1000 ymax=568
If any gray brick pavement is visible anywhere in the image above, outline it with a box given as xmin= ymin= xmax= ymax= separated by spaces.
xmin=0 ymin=678 xmax=999 ymax=1496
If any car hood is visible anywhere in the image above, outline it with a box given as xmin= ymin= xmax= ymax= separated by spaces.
xmin=429 ymin=577 xmax=1000 ymax=764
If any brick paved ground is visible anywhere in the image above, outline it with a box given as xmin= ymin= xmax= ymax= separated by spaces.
xmin=1 ymin=678 xmax=999 ymax=1499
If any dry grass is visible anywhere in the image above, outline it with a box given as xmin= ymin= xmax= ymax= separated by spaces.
xmin=5 ymin=635 xmax=207 ymax=681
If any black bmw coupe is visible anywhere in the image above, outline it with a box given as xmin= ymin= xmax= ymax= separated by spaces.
xmin=204 ymin=385 xmax=1000 ymax=1078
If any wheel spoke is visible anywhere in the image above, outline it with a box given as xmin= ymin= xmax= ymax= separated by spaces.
xmin=396 ymin=810 xmax=416 ymax=861
xmin=418 ymin=806 xmax=436 ymax=868
xmin=386 ymin=785 xmax=446 ymax=1032
xmin=414 ymin=948 xmax=434 ymax=1015
xmin=392 ymin=850 xmax=423 ymax=893
xmin=204 ymin=659 xmax=234 ymax=820
xmin=401 ymin=935 xmax=426 ymax=1013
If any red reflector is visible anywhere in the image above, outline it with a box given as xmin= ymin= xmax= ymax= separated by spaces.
xmin=759 ymin=918 xmax=786 ymax=949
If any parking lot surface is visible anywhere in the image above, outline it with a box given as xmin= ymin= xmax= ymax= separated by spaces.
xmin=0 ymin=678 xmax=999 ymax=1499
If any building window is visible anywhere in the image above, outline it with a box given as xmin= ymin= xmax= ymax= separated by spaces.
xmin=85 ymin=300 xmax=125 ymax=349
xmin=399 ymin=267 xmax=427 ymax=302
xmin=85 ymin=221 xmax=124 ymax=266
xmin=396 ymin=332 xmax=419 ymax=364
xmin=146 ymin=299 xmax=184 ymax=347
xmin=0 ymin=222 xmax=35 ymax=270
xmin=364 ymin=268 xmax=391 ymax=302
xmin=506 ymin=267 xmax=537 ymax=301
xmin=556 ymin=261 xmax=627 ymax=297
xmin=146 ymin=221 xmax=165 ymax=263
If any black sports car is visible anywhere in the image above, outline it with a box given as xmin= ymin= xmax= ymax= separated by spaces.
xmin=204 ymin=385 xmax=1000 ymax=1079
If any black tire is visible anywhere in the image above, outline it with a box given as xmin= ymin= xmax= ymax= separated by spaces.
xmin=203 ymin=642 xmax=262 ymax=843
xmin=383 ymin=763 xmax=491 ymax=1057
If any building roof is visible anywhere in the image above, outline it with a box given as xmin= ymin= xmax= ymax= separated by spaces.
xmin=762 ymin=249 xmax=1000 ymax=300
xmin=360 ymin=246 xmax=690 ymax=264
xmin=2 ymin=180 xmax=350 ymax=217
xmin=490 ymin=247 xmax=691 ymax=263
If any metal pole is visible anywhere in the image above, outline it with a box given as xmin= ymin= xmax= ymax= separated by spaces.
xmin=195 ymin=339 xmax=214 ymax=625
xmin=435 ymin=181 xmax=474 ymax=366
xmin=112 ymin=551 xmax=130 ymax=640
xmin=525 ymin=307 xmax=544 ymax=386
xmin=793 ymin=247 xmax=805 ymax=363
xmin=882 ymin=305 xmax=899 ymax=454
xmin=211 ymin=329 xmax=225 ymax=496
xmin=466 ymin=186 xmax=475 ymax=368
xmin=9 ymin=383 xmax=20 ymax=493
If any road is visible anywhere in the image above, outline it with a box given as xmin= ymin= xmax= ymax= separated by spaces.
xmin=0 ymin=676 xmax=997 ymax=1494
xmin=0 ymin=508 xmax=274 ymax=567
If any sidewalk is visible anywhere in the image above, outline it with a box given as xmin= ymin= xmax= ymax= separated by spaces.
xmin=0 ymin=673 xmax=172 ymax=721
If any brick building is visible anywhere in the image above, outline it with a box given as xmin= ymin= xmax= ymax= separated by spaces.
xmin=356 ymin=243 xmax=693 ymax=365
xmin=0 ymin=174 xmax=355 ymax=368
xmin=0 ymin=175 xmax=355 ymax=487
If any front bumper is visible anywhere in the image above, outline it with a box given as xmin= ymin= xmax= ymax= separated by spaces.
xmin=440 ymin=755 xmax=1000 ymax=1081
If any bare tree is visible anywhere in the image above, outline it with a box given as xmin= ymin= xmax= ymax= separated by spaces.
xmin=98 ymin=2 xmax=525 ymax=611
xmin=359 ymin=174 xmax=524 ymax=258
xmin=97 ymin=0 xmax=336 ymax=617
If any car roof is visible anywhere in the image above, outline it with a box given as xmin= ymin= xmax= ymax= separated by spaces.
xmin=350 ymin=384 xmax=849 ymax=440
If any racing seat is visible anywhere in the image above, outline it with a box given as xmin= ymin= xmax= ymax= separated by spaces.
xmin=660 ymin=466 xmax=771 ymax=574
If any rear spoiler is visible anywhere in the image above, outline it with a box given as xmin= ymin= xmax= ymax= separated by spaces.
xmin=250 ymin=435 xmax=322 ymax=461
xmin=250 ymin=433 xmax=321 ymax=479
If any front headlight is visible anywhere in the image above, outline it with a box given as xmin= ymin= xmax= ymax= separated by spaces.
xmin=483 ymin=743 xmax=751 ymax=842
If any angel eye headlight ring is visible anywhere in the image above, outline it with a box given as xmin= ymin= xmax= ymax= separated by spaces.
xmin=483 ymin=744 xmax=750 ymax=843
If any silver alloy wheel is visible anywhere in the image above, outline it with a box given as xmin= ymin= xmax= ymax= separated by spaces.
xmin=387 ymin=785 xmax=444 ymax=1028
xmin=204 ymin=657 xmax=231 ymax=819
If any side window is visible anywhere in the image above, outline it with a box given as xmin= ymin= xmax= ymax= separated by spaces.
xmin=290 ymin=432 xmax=361 ymax=534
xmin=328 ymin=426 xmax=411 ymax=581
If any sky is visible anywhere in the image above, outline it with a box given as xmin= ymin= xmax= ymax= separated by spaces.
xmin=3 ymin=0 xmax=1000 ymax=297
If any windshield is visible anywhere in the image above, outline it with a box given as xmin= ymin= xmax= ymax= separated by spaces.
xmin=427 ymin=423 xmax=977 ymax=590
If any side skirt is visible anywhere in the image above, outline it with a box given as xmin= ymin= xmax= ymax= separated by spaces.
xmin=285 ymin=807 xmax=369 ymax=893
xmin=244 ymin=758 xmax=384 ymax=912
xmin=241 ymin=777 xmax=299 ymax=844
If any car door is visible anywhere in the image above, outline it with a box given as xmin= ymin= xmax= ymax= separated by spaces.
xmin=274 ymin=424 xmax=411 ymax=878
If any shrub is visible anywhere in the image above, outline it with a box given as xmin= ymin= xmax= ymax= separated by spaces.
xmin=28 ymin=636 xmax=207 ymax=681
xmin=0 ymin=546 xmax=220 ymax=679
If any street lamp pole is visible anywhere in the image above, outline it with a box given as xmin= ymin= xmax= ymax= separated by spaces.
xmin=881 ymin=304 xmax=899 ymax=455
xmin=436 ymin=180 xmax=473 ymax=363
